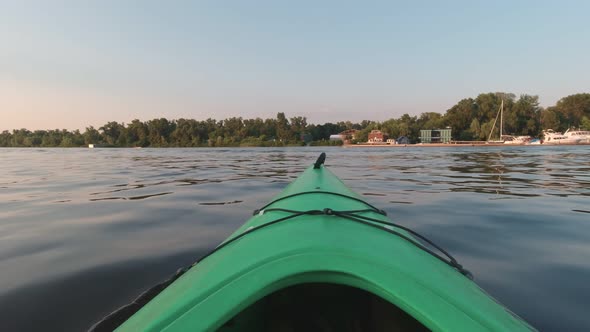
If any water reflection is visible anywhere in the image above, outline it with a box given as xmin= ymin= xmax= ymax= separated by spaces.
xmin=199 ymin=200 xmax=243 ymax=206
xmin=89 ymin=192 xmax=173 ymax=201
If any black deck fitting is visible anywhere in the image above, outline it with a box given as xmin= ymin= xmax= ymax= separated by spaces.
xmin=314 ymin=152 xmax=326 ymax=169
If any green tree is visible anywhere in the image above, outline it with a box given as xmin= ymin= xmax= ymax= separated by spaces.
xmin=243 ymin=118 xmax=264 ymax=138
xmin=100 ymin=122 xmax=124 ymax=146
xmin=147 ymin=118 xmax=175 ymax=147
xmin=540 ymin=108 xmax=561 ymax=132
xmin=418 ymin=112 xmax=445 ymax=131
xmin=469 ymin=118 xmax=482 ymax=140
xmin=398 ymin=113 xmax=418 ymax=139
xmin=83 ymin=126 xmax=101 ymax=145
xmin=381 ymin=119 xmax=400 ymax=139
xmin=554 ymin=93 xmax=590 ymax=128
xmin=127 ymin=119 xmax=149 ymax=147
xmin=0 ymin=131 xmax=13 ymax=147
xmin=510 ymin=95 xmax=541 ymax=135
xmin=275 ymin=112 xmax=290 ymax=141
xmin=29 ymin=130 xmax=45 ymax=146
xmin=289 ymin=116 xmax=307 ymax=142
xmin=41 ymin=129 xmax=63 ymax=147
xmin=223 ymin=117 xmax=245 ymax=140
xmin=444 ymin=98 xmax=476 ymax=139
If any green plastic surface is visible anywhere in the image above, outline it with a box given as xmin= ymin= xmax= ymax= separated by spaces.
xmin=116 ymin=164 xmax=535 ymax=332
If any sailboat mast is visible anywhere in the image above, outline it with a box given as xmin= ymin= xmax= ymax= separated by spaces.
xmin=486 ymin=98 xmax=505 ymax=142
xmin=500 ymin=99 xmax=503 ymax=138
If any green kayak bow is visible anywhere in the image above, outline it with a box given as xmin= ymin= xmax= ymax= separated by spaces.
xmin=97 ymin=153 xmax=534 ymax=332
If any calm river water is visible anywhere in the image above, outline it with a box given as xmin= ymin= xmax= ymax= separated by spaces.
xmin=1 ymin=146 xmax=589 ymax=331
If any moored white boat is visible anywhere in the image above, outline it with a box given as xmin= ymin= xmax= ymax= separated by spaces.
xmin=527 ymin=138 xmax=541 ymax=145
xmin=502 ymin=135 xmax=531 ymax=145
xmin=542 ymin=129 xmax=582 ymax=145
xmin=563 ymin=128 xmax=590 ymax=144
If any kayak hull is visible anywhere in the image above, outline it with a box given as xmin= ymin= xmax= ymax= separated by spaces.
xmin=115 ymin=162 xmax=534 ymax=331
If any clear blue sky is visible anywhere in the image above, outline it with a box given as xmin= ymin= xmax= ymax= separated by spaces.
xmin=1 ymin=0 xmax=589 ymax=130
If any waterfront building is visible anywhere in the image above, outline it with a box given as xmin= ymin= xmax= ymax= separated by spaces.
xmin=368 ymin=130 xmax=388 ymax=143
xmin=396 ymin=136 xmax=410 ymax=144
xmin=420 ymin=129 xmax=452 ymax=143
xmin=329 ymin=129 xmax=359 ymax=143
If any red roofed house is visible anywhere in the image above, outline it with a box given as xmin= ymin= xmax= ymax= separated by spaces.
xmin=368 ymin=130 xmax=388 ymax=144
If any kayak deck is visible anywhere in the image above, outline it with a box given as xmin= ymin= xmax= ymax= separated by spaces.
xmin=113 ymin=154 xmax=534 ymax=332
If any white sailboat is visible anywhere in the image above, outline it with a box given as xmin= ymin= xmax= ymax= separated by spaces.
xmin=487 ymin=100 xmax=505 ymax=144
xmin=486 ymin=100 xmax=530 ymax=145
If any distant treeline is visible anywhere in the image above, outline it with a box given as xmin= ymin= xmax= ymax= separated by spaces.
xmin=1 ymin=93 xmax=589 ymax=147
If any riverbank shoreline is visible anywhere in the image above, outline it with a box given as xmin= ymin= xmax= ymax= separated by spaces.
xmin=344 ymin=142 xmax=590 ymax=148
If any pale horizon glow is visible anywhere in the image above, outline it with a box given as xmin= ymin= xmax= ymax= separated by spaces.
xmin=1 ymin=1 xmax=589 ymax=131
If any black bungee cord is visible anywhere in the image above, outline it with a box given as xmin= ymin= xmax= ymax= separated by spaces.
xmin=195 ymin=152 xmax=472 ymax=279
